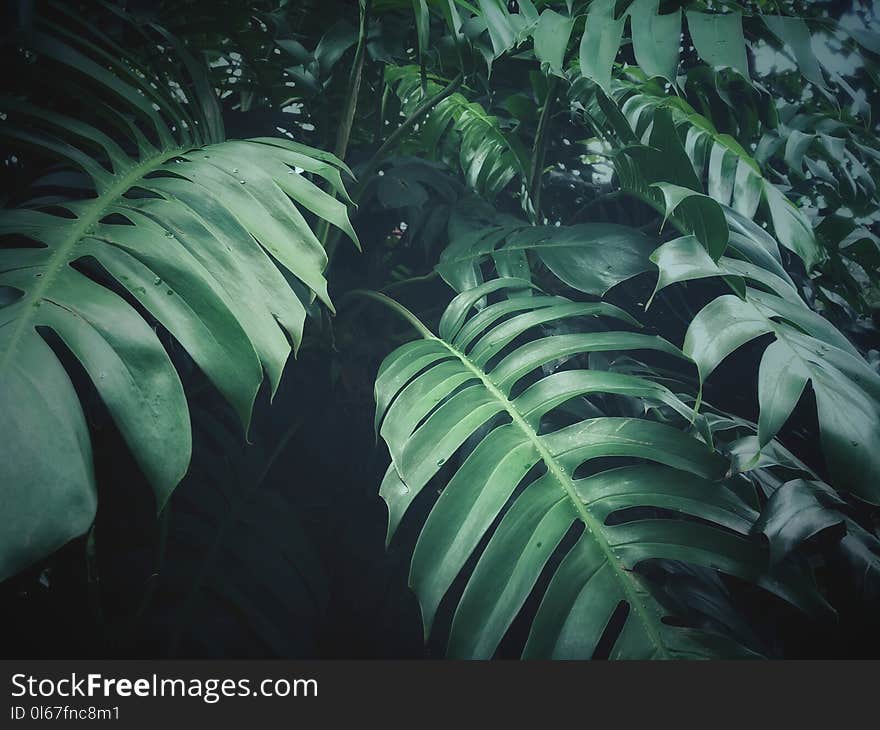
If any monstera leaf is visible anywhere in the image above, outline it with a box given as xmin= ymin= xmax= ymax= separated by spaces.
xmin=683 ymin=288 xmax=880 ymax=504
xmin=754 ymin=478 xmax=880 ymax=604
xmin=646 ymin=227 xmax=880 ymax=503
xmin=578 ymin=63 xmax=880 ymax=502
xmin=373 ymin=279 xmax=828 ymax=659
xmin=437 ymin=201 xmax=656 ymax=296
xmin=0 ymin=9 xmax=357 ymax=581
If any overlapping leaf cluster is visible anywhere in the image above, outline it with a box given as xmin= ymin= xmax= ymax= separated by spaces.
xmin=367 ymin=0 xmax=880 ymax=658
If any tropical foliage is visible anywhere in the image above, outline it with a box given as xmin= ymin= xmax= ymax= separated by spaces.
xmin=1 ymin=0 xmax=878 ymax=659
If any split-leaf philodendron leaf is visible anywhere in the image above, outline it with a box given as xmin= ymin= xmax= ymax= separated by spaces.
xmin=0 ymin=14 xmax=357 ymax=581
xmin=374 ymin=280 xmax=830 ymax=658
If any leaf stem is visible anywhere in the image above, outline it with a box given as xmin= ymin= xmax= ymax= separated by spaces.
xmin=325 ymin=72 xmax=464 ymax=262
xmin=356 ymin=73 xmax=464 ymax=192
xmin=335 ymin=0 xmax=371 ymax=163
xmin=317 ymin=0 xmax=372 ymax=248
xmin=528 ymin=77 xmax=559 ymax=222
xmin=382 ymin=269 xmax=439 ymax=293
xmin=341 ymin=289 xmax=434 ymax=339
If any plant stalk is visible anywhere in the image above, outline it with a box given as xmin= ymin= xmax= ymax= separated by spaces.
xmin=355 ymin=72 xmax=464 ymax=196
xmin=341 ymin=289 xmax=434 ymax=339
xmin=324 ymin=72 xmax=464 ymax=262
xmin=316 ymin=0 xmax=372 ymax=247
xmin=528 ymin=77 xmax=559 ymax=223
xmin=382 ymin=269 xmax=439 ymax=293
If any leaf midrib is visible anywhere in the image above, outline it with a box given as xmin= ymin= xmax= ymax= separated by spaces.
xmin=0 ymin=146 xmax=190 ymax=374
xmin=430 ymin=332 xmax=671 ymax=658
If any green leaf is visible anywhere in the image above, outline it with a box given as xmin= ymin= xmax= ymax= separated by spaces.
xmin=386 ymin=66 xmax=527 ymax=198
xmin=683 ymin=295 xmax=773 ymax=382
xmin=438 ymin=217 xmax=657 ymax=296
xmin=685 ymin=11 xmax=750 ymax=79
xmin=412 ymin=0 xmax=431 ymax=65
xmin=613 ymin=75 xmax=765 ymax=224
xmin=314 ymin=21 xmax=359 ymax=76
xmin=757 ymin=340 xmax=810 ymax=447
xmin=0 ymin=334 xmax=98 ymax=582
xmin=754 ymin=479 xmax=846 ymax=564
xmin=753 ymin=476 xmax=880 ymax=596
xmin=809 ymin=353 xmax=880 ymax=504
xmin=447 ymin=474 xmax=570 ymax=658
xmin=628 ymin=0 xmax=681 ymax=83
xmin=478 ymin=0 xmax=518 ymax=56
xmin=782 ymin=130 xmax=815 ymax=175
xmin=579 ymin=0 xmax=625 ymax=92
xmin=651 ymin=183 xmax=729 ymax=259
xmin=762 ymin=181 xmax=823 ymax=269
xmin=847 ymin=26 xmax=880 ymax=55
xmin=525 ymin=224 xmax=655 ymax=295
xmin=410 ymin=0 xmax=431 ymax=90
xmin=649 ymin=235 xmax=745 ymax=303
xmin=533 ymin=9 xmax=574 ymax=77
xmin=762 ymin=16 xmax=826 ymax=90
xmin=276 ymin=39 xmax=312 ymax=65
xmin=685 ymin=289 xmax=880 ymax=502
